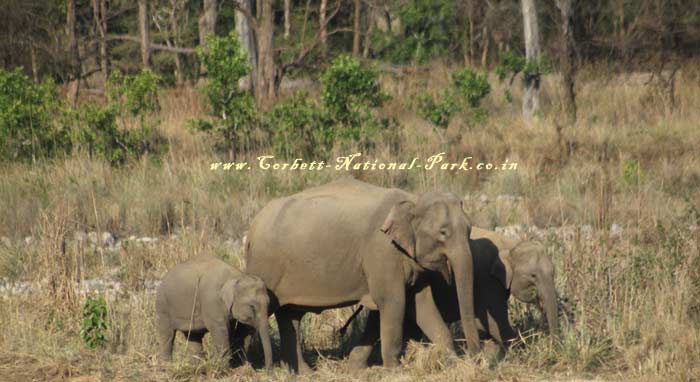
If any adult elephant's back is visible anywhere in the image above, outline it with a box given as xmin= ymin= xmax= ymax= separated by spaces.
xmin=245 ymin=178 xmax=412 ymax=310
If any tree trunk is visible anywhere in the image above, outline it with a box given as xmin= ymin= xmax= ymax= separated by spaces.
xmin=480 ymin=25 xmax=489 ymax=67
xmin=30 ymin=42 xmax=39 ymax=83
xmin=198 ymin=0 xmax=218 ymax=76
xmin=319 ymin=0 xmax=327 ymax=52
xmin=255 ymin=0 xmax=275 ymax=107
xmin=67 ymin=0 xmax=80 ymax=105
xmin=363 ymin=2 xmax=375 ymax=58
xmin=169 ymin=2 xmax=184 ymax=86
xmin=556 ymin=0 xmax=577 ymax=124
xmin=521 ymin=0 xmax=541 ymax=120
xmin=235 ymin=0 xmax=257 ymax=91
xmin=466 ymin=0 xmax=476 ymax=66
xmin=138 ymin=0 xmax=151 ymax=68
xmin=284 ymin=0 xmax=291 ymax=39
xmin=92 ymin=0 xmax=109 ymax=85
xmin=353 ymin=0 xmax=361 ymax=56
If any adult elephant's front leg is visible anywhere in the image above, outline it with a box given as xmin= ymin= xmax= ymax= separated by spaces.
xmin=348 ymin=309 xmax=380 ymax=370
xmin=375 ymin=286 xmax=406 ymax=368
xmin=414 ymin=284 xmax=456 ymax=354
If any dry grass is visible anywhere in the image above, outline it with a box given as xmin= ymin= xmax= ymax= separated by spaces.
xmin=1 ymin=61 xmax=700 ymax=381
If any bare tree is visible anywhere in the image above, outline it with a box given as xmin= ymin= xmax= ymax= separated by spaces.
xmin=235 ymin=0 xmax=257 ymax=91
xmin=138 ymin=0 xmax=151 ymax=68
xmin=319 ymin=0 xmax=328 ymax=51
xmin=284 ymin=0 xmax=291 ymax=39
xmin=91 ymin=0 xmax=108 ymax=85
xmin=66 ymin=0 xmax=80 ymax=105
xmin=556 ymin=0 xmax=576 ymax=124
xmin=353 ymin=0 xmax=361 ymax=56
xmin=521 ymin=0 xmax=541 ymax=120
xmin=198 ymin=0 xmax=218 ymax=76
xmin=256 ymin=0 xmax=275 ymax=107
xmin=153 ymin=0 xmax=187 ymax=85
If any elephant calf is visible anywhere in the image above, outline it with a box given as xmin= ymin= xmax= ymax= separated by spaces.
xmin=156 ymin=256 xmax=272 ymax=369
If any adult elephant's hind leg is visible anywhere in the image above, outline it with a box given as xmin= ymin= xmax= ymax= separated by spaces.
xmin=277 ymin=308 xmax=312 ymax=373
xmin=347 ymin=309 xmax=380 ymax=370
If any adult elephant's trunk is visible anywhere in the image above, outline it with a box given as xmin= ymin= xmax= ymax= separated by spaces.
xmin=449 ymin=244 xmax=481 ymax=354
xmin=538 ymin=278 xmax=559 ymax=336
xmin=257 ymin=314 xmax=273 ymax=369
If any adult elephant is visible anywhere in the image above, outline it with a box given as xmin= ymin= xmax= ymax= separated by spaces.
xmin=341 ymin=227 xmax=559 ymax=366
xmin=244 ymin=178 xmax=481 ymax=372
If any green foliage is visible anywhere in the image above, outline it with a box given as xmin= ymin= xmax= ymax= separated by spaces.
xmin=319 ymin=56 xmax=389 ymax=149
xmin=269 ymin=93 xmax=332 ymax=159
xmin=495 ymin=50 xmax=552 ymax=101
xmin=495 ymin=50 xmax=527 ymax=82
xmin=107 ymin=69 xmax=162 ymax=117
xmin=68 ymin=102 xmax=165 ymax=165
xmin=417 ymin=93 xmax=458 ymax=128
xmin=0 ymin=67 xmax=67 ymax=161
xmin=81 ymin=295 xmax=108 ymax=349
xmin=194 ymin=31 xmax=258 ymax=153
xmin=417 ymin=68 xmax=490 ymax=131
xmin=320 ymin=56 xmax=387 ymax=124
xmin=451 ymin=68 xmax=491 ymax=108
xmin=375 ymin=0 xmax=458 ymax=63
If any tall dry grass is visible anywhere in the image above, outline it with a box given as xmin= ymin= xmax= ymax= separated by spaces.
xmin=0 ymin=61 xmax=699 ymax=381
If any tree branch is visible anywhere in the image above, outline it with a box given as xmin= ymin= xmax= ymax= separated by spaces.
xmin=104 ymin=34 xmax=196 ymax=54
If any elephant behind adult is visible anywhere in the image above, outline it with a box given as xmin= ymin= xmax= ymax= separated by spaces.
xmin=433 ymin=227 xmax=559 ymax=347
xmin=342 ymin=227 xmax=559 ymax=366
xmin=244 ymin=178 xmax=481 ymax=371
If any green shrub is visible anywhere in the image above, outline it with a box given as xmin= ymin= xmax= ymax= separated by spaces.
xmin=417 ymin=93 xmax=459 ymax=129
xmin=321 ymin=56 xmax=386 ymax=123
xmin=451 ymin=68 xmax=491 ymax=108
xmin=320 ymin=56 xmax=389 ymax=148
xmin=269 ymin=93 xmax=332 ymax=159
xmin=107 ymin=69 xmax=162 ymax=117
xmin=81 ymin=295 xmax=108 ymax=349
xmin=0 ymin=68 xmax=68 ymax=161
xmin=193 ymin=30 xmax=258 ymax=154
xmin=375 ymin=0 xmax=458 ymax=63
xmin=417 ymin=68 xmax=490 ymax=131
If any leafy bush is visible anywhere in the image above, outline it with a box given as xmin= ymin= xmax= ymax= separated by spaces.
xmin=193 ymin=30 xmax=258 ymax=154
xmin=268 ymin=93 xmax=332 ymax=159
xmin=417 ymin=68 xmax=490 ymax=131
xmin=319 ymin=56 xmax=389 ymax=149
xmin=107 ymin=69 xmax=162 ymax=117
xmin=320 ymin=56 xmax=387 ymax=124
xmin=417 ymin=93 xmax=459 ymax=128
xmin=374 ymin=0 xmax=458 ymax=63
xmin=0 ymin=68 xmax=68 ymax=161
xmin=81 ymin=295 xmax=108 ymax=349
xmin=451 ymin=68 xmax=491 ymax=108
xmin=495 ymin=50 xmax=551 ymax=102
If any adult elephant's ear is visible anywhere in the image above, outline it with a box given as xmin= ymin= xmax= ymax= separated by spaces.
xmin=491 ymin=250 xmax=513 ymax=290
xmin=381 ymin=200 xmax=416 ymax=259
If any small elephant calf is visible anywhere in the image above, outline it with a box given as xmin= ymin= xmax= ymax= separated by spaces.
xmin=155 ymin=256 xmax=272 ymax=368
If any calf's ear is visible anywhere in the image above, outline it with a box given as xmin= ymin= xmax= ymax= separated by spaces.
xmin=219 ymin=279 xmax=239 ymax=311
xmin=491 ymin=250 xmax=513 ymax=290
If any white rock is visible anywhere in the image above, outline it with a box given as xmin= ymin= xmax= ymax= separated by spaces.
xmin=101 ymin=232 xmax=115 ymax=247
xmin=479 ymin=194 xmax=490 ymax=203
xmin=23 ymin=236 xmax=33 ymax=245
xmin=610 ymin=223 xmax=623 ymax=238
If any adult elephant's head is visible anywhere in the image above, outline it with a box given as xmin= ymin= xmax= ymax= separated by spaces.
xmin=381 ymin=192 xmax=481 ymax=353
xmin=499 ymin=241 xmax=559 ymax=336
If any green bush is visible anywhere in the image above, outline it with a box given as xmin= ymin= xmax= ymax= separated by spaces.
xmin=107 ymin=69 xmax=162 ymax=117
xmin=417 ymin=68 xmax=490 ymax=131
xmin=321 ymin=56 xmax=387 ymax=124
xmin=417 ymin=93 xmax=459 ymax=129
xmin=269 ymin=93 xmax=332 ymax=159
xmin=193 ymin=30 xmax=258 ymax=154
xmin=451 ymin=68 xmax=491 ymax=108
xmin=0 ymin=68 xmax=68 ymax=161
xmin=81 ymin=295 xmax=108 ymax=349
xmin=374 ymin=0 xmax=458 ymax=63
xmin=319 ymin=56 xmax=389 ymax=148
